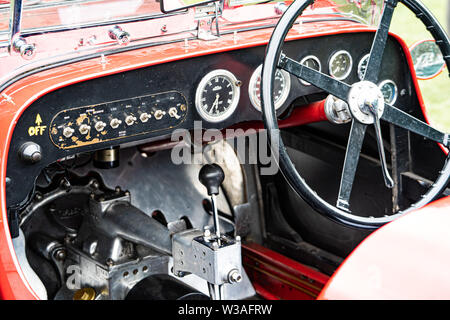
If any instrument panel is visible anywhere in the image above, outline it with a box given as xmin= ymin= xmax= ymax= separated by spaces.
xmin=6 ymin=32 xmax=411 ymax=207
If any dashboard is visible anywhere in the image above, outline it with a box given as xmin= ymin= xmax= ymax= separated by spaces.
xmin=6 ymin=32 xmax=412 ymax=208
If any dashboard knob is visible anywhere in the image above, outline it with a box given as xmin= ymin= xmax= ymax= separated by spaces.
xmin=154 ymin=110 xmax=165 ymax=120
xmin=125 ymin=115 xmax=137 ymax=126
xmin=139 ymin=113 xmax=151 ymax=123
xmin=168 ymin=107 xmax=181 ymax=119
xmin=19 ymin=142 xmax=42 ymax=164
xmin=79 ymin=124 xmax=91 ymax=135
xmin=110 ymin=118 xmax=122 ymax=129
xmin=63 ymin=127 xmax=75 ymax=138
xmin=95 ymin=121 xmax=107 ymax=132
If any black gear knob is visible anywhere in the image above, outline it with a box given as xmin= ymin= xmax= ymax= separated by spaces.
xmin=199 ymin=164 xmax=225 ymax=196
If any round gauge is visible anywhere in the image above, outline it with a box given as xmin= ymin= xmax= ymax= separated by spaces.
xmin=378 ymin=80 xmax=398 ymax=105
xmin=299 ymin=55 xmax=321 ymax=86
xmin=195 ymin=69 xmax=241 ymax=123
xmin=357 ymin=53 xmax=370 ymax=81
xmin=248 ymin=65 xmax=291 ymax=112
xmin=329 ymin=50 xmax=353 ymax=80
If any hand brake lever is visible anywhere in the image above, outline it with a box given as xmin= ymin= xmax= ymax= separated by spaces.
xmin=366 ymin=103 xmax=394 ymax=189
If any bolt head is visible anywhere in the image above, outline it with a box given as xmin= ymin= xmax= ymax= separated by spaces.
xmin=55 ymin=249 xmax=66 ymax=261
xmin=228 ymin=269 xmax=242 ymax=284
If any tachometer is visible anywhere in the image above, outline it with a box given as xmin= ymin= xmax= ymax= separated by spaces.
xmin=195 ymin=69 xmax=241 ymax=123
xmin=248 ymin=64 xmax=291 ymax=111
xmin=357 ymin=53 xmax=370 ymax=81
xmin=299 ymin=55 xmax=321 ymax=86
xmin=329 ymin=50 xmax=353 ymax=80
xmin=378 ymin=80 xmax=398 ymax=105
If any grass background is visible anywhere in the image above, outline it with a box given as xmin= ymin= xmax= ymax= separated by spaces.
xmin=390 ymin=0 xmax=449 ymax=132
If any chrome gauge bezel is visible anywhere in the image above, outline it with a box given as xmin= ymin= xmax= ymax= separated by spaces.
xmin=378 ymin=79 xmax=398 ymax=105
xmin=329 ymin=50 xmax=353 ymax=80
xmin=195 ymin=69 xmax=241 ymax=123
xmin=357 ymin=53 xmax=370 ymax=81
xmin=248 ymin=64 xmax=291 ymax=112
xmin=299 ymin=55 xmax=321 ymax=86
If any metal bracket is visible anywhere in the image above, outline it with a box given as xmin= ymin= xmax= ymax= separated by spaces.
xmin=194 ymin=1 xmax=222 ymax=41
xmin=172 ymin=229 xmax=242 ymax=286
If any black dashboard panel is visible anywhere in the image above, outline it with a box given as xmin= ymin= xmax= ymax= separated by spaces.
xmin=6 ymin=32 xmax=412 ymax=207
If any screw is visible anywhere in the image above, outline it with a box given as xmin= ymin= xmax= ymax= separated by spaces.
xmin=203 ymin=226 xmax=211 ymax=238
xmin=91 ymin=180 xmax=99 ymax=189
xmin=176 ymin=271 xmax=187 ymax=277
xmin=106 ymin=258 xmax=114 ymax=267
xmin=54 ymin=249 xmax=66 ymax=261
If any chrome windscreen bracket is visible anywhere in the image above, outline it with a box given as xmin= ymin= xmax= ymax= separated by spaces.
xmin=8 ymin=0 xmax=36 ymax=59
xmin=194 ymin=1 xmax=223 ymax=40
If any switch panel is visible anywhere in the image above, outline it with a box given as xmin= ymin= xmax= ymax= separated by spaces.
xmin=49 ymin=91 xmax=188 ymax=149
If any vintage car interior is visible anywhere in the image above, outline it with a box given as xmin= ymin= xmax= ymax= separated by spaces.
xmin=0 ymin=0 xmax=449 ymax=300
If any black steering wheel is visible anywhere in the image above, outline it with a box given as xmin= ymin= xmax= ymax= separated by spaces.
xmin=261 ymin=0 xmax=450 ymax=229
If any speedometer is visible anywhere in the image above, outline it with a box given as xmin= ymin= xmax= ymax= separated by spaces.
xmin=195 ymin=69 xmax=241 ymax=123
xmin=248 ymin=64 xmax=291 ymax=112
xmin=329 ymin=50 xmax=353 ymax=80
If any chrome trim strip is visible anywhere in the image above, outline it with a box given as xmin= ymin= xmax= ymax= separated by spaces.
xmin=2 ymin=11 xmax=188 ymax=38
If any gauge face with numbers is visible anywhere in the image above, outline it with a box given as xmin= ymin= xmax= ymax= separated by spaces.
xmin=378 ymin=80 xmax=398 ymax=105
xmin=357 ymin=53 xmax=370 ymax=81
xmin=195 ymin=69 xmax=240 ymax=123
xmin=329 ymin=50 xmax=353 ymax=80
xmin=248 ymin=64 xmax=291 ymax=111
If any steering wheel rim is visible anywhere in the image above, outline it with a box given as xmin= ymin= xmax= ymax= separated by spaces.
xmin=261 ymin=0 xmax=450 ymax=230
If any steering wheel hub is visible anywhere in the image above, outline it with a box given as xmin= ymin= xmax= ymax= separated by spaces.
xmin=348 ymin=81 xmax=385 ymax=124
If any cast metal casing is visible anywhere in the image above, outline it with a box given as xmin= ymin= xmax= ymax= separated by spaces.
xmin=172 ymin=229 xmax=242 ymax=286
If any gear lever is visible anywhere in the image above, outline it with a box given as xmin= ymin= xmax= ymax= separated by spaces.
xmin=199 ymin=163 xmax=225 ymax=241
xmin=199 ymin=163 xmax=225 ymax=300
xmin=172 ymin=163 xmax=243 ymax=300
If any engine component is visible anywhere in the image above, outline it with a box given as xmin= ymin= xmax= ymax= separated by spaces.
xmin=93 ymin=146 xmax=120 ymax=169
xmin=17 ymin=148 xmax=255 ymax=300
xmin=125 ymin=275 xmax=209 ymax=300
xmin=53 ymin=186 xmax=174 ymax=299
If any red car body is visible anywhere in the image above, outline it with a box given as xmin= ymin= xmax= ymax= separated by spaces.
xmin=0 ymin=0 xmax=448 ymax=300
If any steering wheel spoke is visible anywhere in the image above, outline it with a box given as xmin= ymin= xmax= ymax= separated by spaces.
xmin=381 ymin=104 xmax=449 ymax=147
xmin=337 ymin=121 xmax=368 ymax=211
xmin=363 ymin=0 xmax=398 ymax=83
xmin=278 ymin=54 xmax=351 ymax=101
